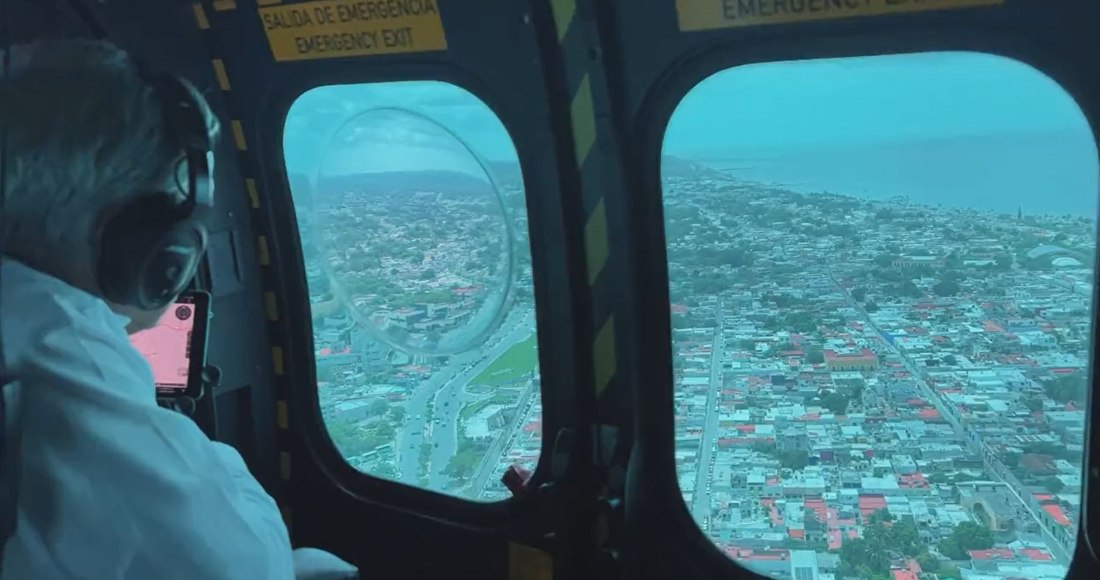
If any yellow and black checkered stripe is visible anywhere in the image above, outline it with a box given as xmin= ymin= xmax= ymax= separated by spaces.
xmin=191 ymin=1 xmax=295 ymax=530
xmin=551 ymin=0 xmax=616 ymax=409
xmin=553 ymin=0 xmax=634 ymax=567
xmin=511 ymin=0 xmax=620 ymax=577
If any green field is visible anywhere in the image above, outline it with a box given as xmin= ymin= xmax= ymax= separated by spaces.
xmin=470 ymin=334 xmax=538 ymax=386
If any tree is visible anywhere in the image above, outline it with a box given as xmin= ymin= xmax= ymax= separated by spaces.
xmin=841 ymin=514 xmax=926 ymax=578
xmin=839 ymin=538 xmax=890 ymax=579
xmin=316 ymin=365 xmax=340 ymax=383
xmin=806 ymin=348 xmax=825 ymax=365
xmin=874 ymin=254 xmax=897 ymax=268
xmin=916 ymin=553 xmax=941 ymax=573
xmin=751 ymin=441 xmax=777 ymax=455
xmin=943 ymin=355 xmax=958 ymax=366
xmin=888 ymin=518 xmax=922 ymax=558
xmin=852 ymin=287 xmax=868 ymax=302
xmin=1045 ymin=373 xmax=1086 ymax=405
xmin=444 ymin=440 xmax=486 ymax=480
xmin=372 ymin=422 xmax=396 ymax=441
xmin=937 ymin=521 xmax=994 ymax=559
xmin=1040 ymin=476 xmax=1065 ymax=493
xmin=868 ymin=509 xmax=894 ymax=525
xmin=821 ymin=392 xmax=850 ymax=415
xmin=388 ymin=406 xmax=407 ymax=423
xmin=897 ymin=281 xmax=922 ymax=298
xmin=933 ymin=280 xmax=961 ymax=297
xmin=995 ymin=254 xmax=1013 ymax=270
xmin=779 ymin=450 xmax=809 ymax=470
xmin=939 ymin=564 xmax=962 ymax=579
xmin=372 ymin=463 xmax=397 ymax=479
xmin=865 ymin=301 xmax=880 ymax=313
xmin=1023 ymin=398 xmax=1045 ymax=413
xmin=367 ymin=398 xmax=389 ymax=416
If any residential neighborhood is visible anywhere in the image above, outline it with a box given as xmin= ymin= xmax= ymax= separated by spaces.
xmin=294 ymin=149 xmax=1092 ymax=580
xmin=664 ymin=160 xmax=1092 ymax=579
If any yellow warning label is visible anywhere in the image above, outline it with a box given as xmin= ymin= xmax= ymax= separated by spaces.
xmin=259 ymin=0 xmax=447 ymax=62
xmin=676 ymin=0 xmax=1003 ymax=31
xmin=509 ymin=543 xmax=552 ymax=580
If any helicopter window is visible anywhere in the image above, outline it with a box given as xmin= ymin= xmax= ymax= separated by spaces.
xmin=661 ymin=52 xmax=1096 ymax=577
xmin=283 ymin=81 xmax=541 ymax=501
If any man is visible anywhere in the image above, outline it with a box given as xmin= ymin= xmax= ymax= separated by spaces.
xmin=0 ymin=39 xmax=355 ymax=578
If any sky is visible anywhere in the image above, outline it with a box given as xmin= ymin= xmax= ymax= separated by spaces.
xmin=663 ymin=51 xmax=1095 ymax=156
xmin=282 ymin=51 xmax=1099 ymax=214
xmin=284 ymin=81 xmax=517 ymax=179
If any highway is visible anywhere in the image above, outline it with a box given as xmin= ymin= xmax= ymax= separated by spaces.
xmin=830 ymin=272 xmax=1072 ymax=563
xmin=395 ymin=309 xmax=536 ymax=489
xmin=691 ymin=304 xmax=724 ymax=526
xmin=467 ymin=379 xmax=540 ymax=498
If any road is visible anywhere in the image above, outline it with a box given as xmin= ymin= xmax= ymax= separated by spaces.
xmin=831 ymin=272 xmax=1072 ymax=563
xmin=427 ymin=310 xmax=537 ymax=489
xmin=691 ymin=304 xmax=724 ymax=526
xmin=467 ymin=379 xmax=540 ymax=497
xmin=395 ymin=309 xmax=536 ymax=488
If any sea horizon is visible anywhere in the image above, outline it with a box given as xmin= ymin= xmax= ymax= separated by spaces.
xmin=681 ymin=131 xmax=1099 ymax=219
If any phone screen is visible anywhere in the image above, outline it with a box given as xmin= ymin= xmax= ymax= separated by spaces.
xmin=129 ymin=294 xmax=203 ymax=395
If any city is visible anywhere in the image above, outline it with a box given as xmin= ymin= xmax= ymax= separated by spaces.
xmin=665 ymin=158 xmax=1090 ymax=580
xmin=298 ymin=165 xmax=544 ymax=502
xmin=298 ymin=154 xmax=1092 ymax=579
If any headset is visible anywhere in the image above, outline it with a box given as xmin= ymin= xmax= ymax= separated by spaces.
xmin=94 ymin=59 xmax=216 ymax=311
xmin=1 ymin=40 xmax=217 ymax=567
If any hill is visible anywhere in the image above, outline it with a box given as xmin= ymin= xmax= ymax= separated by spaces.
xmin=662 ymin=155 xmax=730 ymax=180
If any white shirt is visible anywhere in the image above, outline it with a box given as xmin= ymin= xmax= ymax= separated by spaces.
xmin=0 ymin=258 xmax=295 ymax=579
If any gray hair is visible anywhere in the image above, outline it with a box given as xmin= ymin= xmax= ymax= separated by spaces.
xmin=0 ymin=39 xmax=219 ymax=292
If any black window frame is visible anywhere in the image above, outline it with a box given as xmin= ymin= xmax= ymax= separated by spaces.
xmin=258 ymin=59 xmax=575 ymax=526
xmin=622 ymin=21 xmax=1100 ymax=579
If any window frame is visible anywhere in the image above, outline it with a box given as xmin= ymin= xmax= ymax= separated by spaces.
xmin=257 ymin=60 xmax=573 ymax=524
xmin=621 ymin=24 xmax=1100 ymax=578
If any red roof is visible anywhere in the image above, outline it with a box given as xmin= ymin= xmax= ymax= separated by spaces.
xmin=824 ymin=348 xmax=878 ymax=362
xmin=858 ymin=494 xmax=887 ymax=519
xmin=1042 ymin=504 xmax=1071 ymax=526
xmin=918 ymin=408 xmax=941 ymax=420
xmin=969 ymin=548 xmax=1015 ymax=561
xmin=1021 ymin=548 xmax=1054 ymax=561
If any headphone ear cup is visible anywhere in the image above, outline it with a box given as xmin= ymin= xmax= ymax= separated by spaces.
xmin=97 ymin=199 xmax=207 ymax=310
xmin=98 ymin=213 xmax=161 ymax=307
xmin=140 ymin=222 xmax=207 ymax=307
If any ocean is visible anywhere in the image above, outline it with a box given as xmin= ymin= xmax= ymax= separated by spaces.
xmin=693 ymin=132 xmax=1099 ymax=218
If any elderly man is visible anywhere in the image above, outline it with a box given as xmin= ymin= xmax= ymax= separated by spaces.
xmin=0 ymin=39 xmax=355 ymax=579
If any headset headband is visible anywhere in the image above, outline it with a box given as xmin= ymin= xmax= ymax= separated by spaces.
xmin=131 ymin=57 xmax=214 ymax=220
xmin=91 ymin=54 xmax=217 ymax=310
